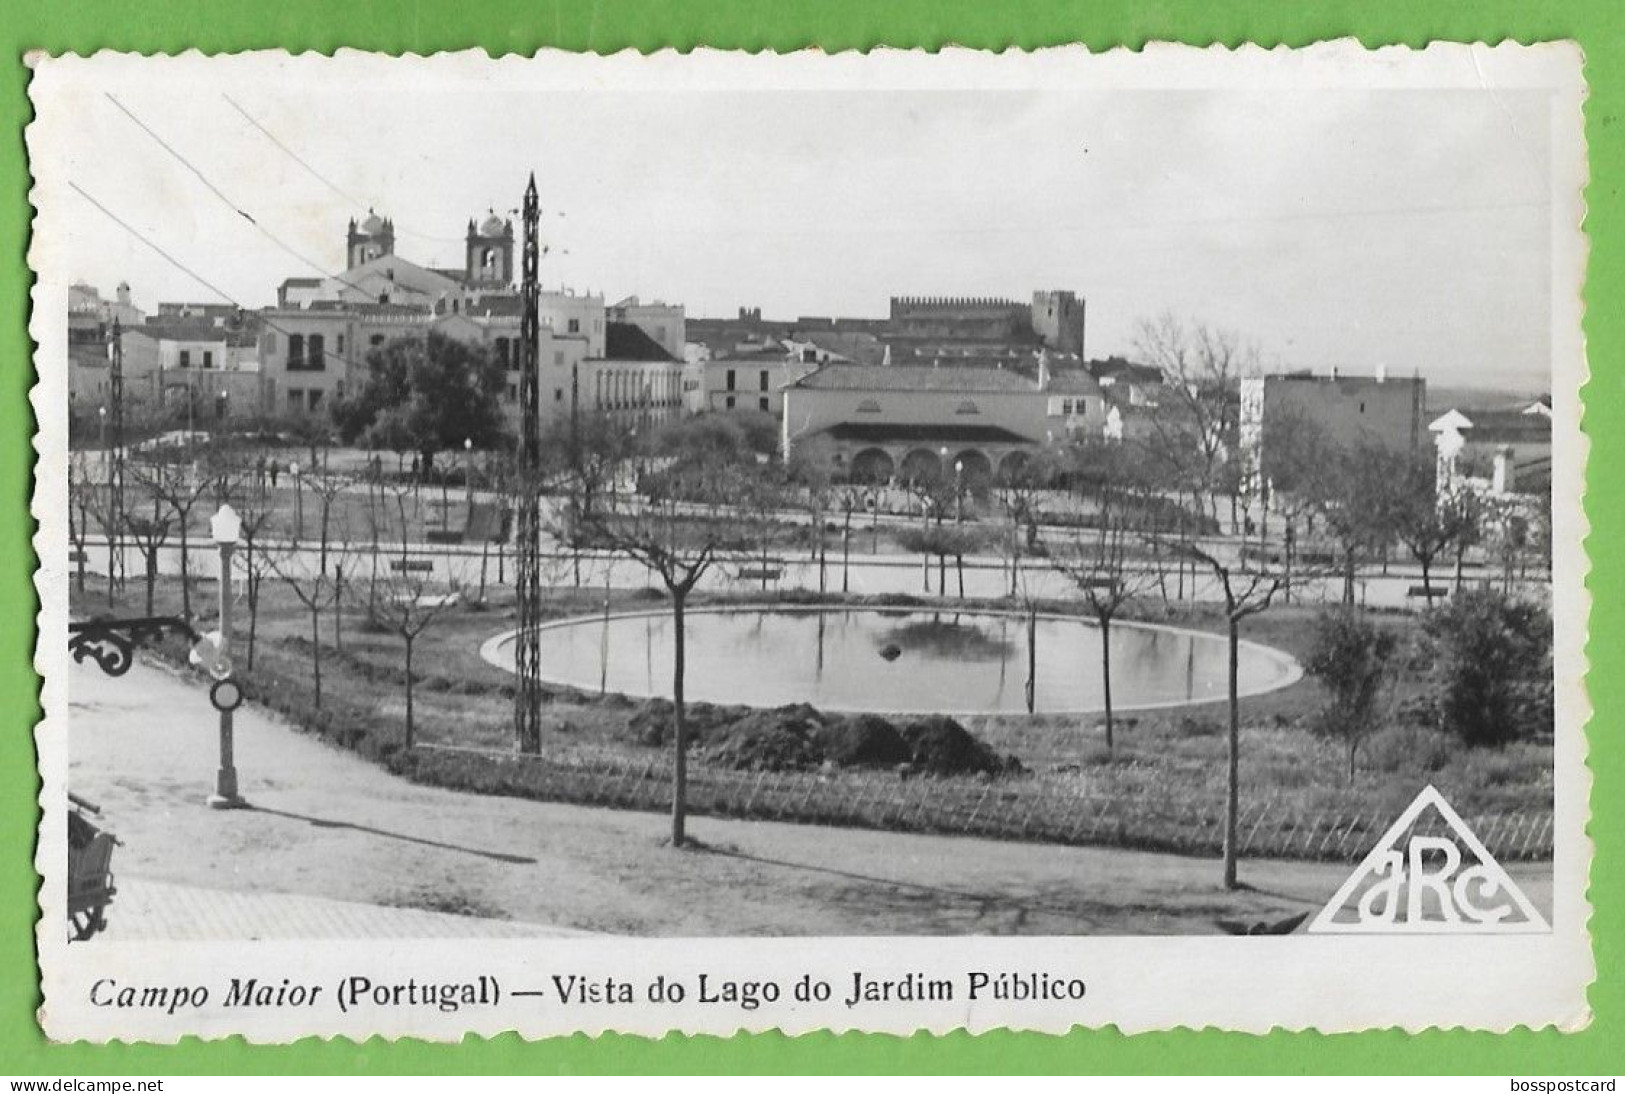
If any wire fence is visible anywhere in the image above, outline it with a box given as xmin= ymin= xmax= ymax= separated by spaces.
xmin=413 ymin=742 xmax=1554 ymax=863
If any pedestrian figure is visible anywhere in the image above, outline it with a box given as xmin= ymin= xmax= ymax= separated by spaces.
xmin=268 ymin=459 xmax=280 ymax=488
xmin=411 ymin=453 xmax=421 ymax=482
xmin=255 ymin=454 xmax=267 ymax=489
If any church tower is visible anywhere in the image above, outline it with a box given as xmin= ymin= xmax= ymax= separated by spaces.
xmin=466 ymin=211 xmax=516 ymax=285
xmin=346 ymin=210 xmax=395 ymax=269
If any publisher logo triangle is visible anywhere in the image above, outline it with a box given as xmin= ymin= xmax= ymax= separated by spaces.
xmin=1308 ymin=785 xmax=1549 ymax=934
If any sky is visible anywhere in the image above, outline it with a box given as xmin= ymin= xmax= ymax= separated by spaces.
xmin=41 ymin=63 xmax=1558 ymax=391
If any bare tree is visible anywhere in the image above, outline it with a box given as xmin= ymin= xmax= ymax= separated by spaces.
xmin=142 ymin=445 xmax=221 ymax=621
xmin=1044 ymin=442 xmax=1164 ymax=750
xmin=574 ymin=446 xmax=763 ymax=847
xmin=371 ymin=491 xmax=464 ymax=749
xmin=1164 ymin=534 xmax=1296 ymax=890
xmin=1134 ymin=311 xmax=1252 ymax=525
xmin=261 ymin=538 xmax=346 ymax=712
xmin=992 ymin=453 xmax=1051 ymax=598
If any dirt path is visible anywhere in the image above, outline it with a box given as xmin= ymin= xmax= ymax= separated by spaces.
xmin=66 ymin=660 xmax=1551 ymax=936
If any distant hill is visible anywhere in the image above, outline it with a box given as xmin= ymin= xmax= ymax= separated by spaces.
xmin=1426 ymin=383 xmax=1549 ymax=413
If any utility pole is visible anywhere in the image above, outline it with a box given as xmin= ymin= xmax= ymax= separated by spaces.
xmin=108 ymin=318 xmax=126 ymax=594
xmin=514 ymin=174 xmax=544 ymax=754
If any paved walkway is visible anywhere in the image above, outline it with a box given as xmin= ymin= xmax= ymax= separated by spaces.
xmin=97 ymin=879 xmax=595 ymax=941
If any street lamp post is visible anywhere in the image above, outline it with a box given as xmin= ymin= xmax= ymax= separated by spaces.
xmin=207 ymin=503 xmax=246 ymax=809
xmin=290 ymin=461 xmax=303 ymax=546
xmin=464 ymin=437 xmax=474 ymax=524
xmin=954 ymin=459 xmax=964 ymax=523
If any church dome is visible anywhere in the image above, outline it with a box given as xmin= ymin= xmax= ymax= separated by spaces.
xmin=359 ymin=211 xmax=386 ymax=236
xmin=479 ymin=213 xmax=507 ymax=237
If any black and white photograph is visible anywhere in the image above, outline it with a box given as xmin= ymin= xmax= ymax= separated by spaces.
xmin=28 ymin=46 xmax=1590 ymax=1039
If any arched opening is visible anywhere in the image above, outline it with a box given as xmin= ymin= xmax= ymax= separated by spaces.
xmin=998 ymin=450 xmax=1032 ymax=485
xmin=899 ymin=448 xmax=943 ymax=486
xmin=850 ymin=447 xmax=895 ymax=484
xmin=953 ymin=449 xmax=993 ymax=494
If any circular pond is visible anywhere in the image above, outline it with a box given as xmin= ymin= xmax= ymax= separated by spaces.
xmin=482 ymin=606 xmax=1301 ymax=716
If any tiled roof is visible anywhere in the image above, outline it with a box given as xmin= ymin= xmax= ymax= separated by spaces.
xmin=1043 ymin=369 xmax=1104 ymax=395
xmin=280 ymin=277 xmax=322 ymax=288
xmin=786 ymin=363 xmax=1039 ymax=394
xmin=1457 ymin=409 xmax=1552 ymax=445
xmin=604 ymin=322 xmax=676 ymax=362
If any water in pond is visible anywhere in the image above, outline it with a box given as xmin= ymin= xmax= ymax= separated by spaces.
xmin=485 ymin=607 xmax=1300 ymax=715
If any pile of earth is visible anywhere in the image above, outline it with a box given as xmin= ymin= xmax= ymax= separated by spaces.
xmin=624 ymin=698 xmax=1022 ymax=777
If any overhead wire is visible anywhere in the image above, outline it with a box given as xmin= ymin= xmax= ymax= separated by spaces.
xmin=105 ymin=93 xmax=393 ymax=303
xmin=221 ymin=92 xmax=502 ymax=247
xmin=69 ymin=180 xmax=368 ymax=377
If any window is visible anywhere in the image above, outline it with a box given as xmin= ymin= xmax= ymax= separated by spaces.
xmin=179 ymin=350 xmax=191 ymax=369
xmin=567 ymin=318 xmax=580 ymax=334
xmin=288 ymin=334 xmax=304 ymax=368
xmin=308 ymin=334 xmax=326 ymax=370
xmin=802 ymin=348 xmax=817 ymax=364
xmin=759 ymin=396 xmax=770 ymax=412
xmin=725 ymin=395 xmax=736 ymax=410
xmin=1359 ymin=401 xmax=1366 ymax=413
xmin=202 ymin=351 xmax=214 ymax=370
xmin=308 ymin=390 xmax=324 ymax=411
xmin=506 ymin=383 xmax=517 ymax=401
xmin=759 ymin=370 xmax=770 ymax=391
xmin=494 ymin=338 xmax=509 ymax=368
xmin=336 ymin=336 xmax=344 ymax=354
xmin=555 ymin=388 xmax=564 ymax=402
xmin=287 ymin=389 xmax=303 ymax=412
xmin=725 ymin=369 xmax=736 ymax=392
xmin=856 ymin=399 xmax=881 ymax=414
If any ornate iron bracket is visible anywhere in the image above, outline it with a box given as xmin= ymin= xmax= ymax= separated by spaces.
xmin=68 ymin=617 xmax=201 ymax=677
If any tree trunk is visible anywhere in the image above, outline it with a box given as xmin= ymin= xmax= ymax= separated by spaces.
xmin=333 ymin=569 xmax=344 ymax=651
xmin=178 ymin=525 xmax=192 ymax=620
xmin=671 ymin=589 xmax=689 ymax=848
xmin=403 ymin=634 xmax=416 ymax=749
xmin=310 ymin=604 xmax=323 ymax=711
xmin=1025 ymin=604 xmax=1038 ymax=716
xmin=246 ymin=575 xmax=260 ymax=672
xmin=1343 ymin=546 xmax=1356 ymax=606
xmin=956 ymin=554 xmax=964 ymax=599
xmin=144 ymin=550 xmax=156 ymax=615
xmin=1223 ymin=615 xmax=1241 ymax=890
xmin=1419 ymin=555 xmax=1434 ymax=604
xmin=1101 ymin=614 xmax=1114 ymax=751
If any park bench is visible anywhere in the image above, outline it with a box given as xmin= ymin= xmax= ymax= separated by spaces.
xmin=1406 ymin=584 xmax=1448 ymax=602
xmin=389 ymin=559 xmax=435 ymax=574
xmin=737 ymin=564 xmax=783 ymax=583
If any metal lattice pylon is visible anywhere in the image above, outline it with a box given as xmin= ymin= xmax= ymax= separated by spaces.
xmin=514 ymin=173 xmax=544 ymax=753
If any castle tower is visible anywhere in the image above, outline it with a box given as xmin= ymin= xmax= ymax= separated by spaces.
xmin=346 ymin=210 xmax=395 ymax=269
xmin=466 ymin=210 xmax=516 ymax=285
xmin=1032 ymin=290 xmax=1086 ymax=355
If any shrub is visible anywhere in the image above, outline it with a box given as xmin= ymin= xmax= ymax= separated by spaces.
xmin=1422 ymin=589 xmax=1552 ymax=747
xmin=1303 ymin=608 xmax=1399 ymax=782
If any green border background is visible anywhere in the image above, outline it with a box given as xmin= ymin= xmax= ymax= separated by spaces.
xmin=2 ymin=0 xmax=1618 ymax=1074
